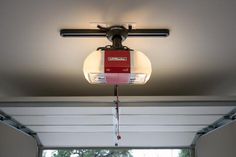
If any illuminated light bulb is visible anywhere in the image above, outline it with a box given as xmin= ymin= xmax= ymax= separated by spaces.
xmin=83 ymin=49 xmax=152 ymax=85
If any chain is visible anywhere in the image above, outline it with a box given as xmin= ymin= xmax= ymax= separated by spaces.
xmin=114 ymin=85 xmax=121 ymax=146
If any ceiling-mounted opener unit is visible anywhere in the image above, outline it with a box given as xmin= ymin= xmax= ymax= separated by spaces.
xmin=61 ymin=25 xmax=169 ymax=85
xmin=60 ymin=25 xmax=169 ymax=146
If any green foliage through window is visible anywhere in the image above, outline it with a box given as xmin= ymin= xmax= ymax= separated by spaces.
xmin=178 ymin=149 xmax=190 ymax=157
xmin=43 ymin=149 xmax=186 ymax=157
xmin=52 ymin=149 xmax=133 ymax=157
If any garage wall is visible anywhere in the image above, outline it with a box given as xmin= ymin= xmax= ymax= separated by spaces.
xmin=195 ymin=121 xmax=236 ymax=157
xmin=0 ymin=122 xmax=38 ymax=157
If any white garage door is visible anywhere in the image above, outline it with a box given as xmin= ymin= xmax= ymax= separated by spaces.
xmin=0 ymin=96 xmax=235 ymax=148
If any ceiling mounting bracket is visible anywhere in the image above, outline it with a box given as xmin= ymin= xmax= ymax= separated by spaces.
xmin=60 ymin=25 xmax=170 ymax=38
xmin=60 ymin=25 xmax=169 ymax=50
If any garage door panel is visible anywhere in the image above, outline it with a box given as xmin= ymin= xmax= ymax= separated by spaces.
xmin=13 ymin=115 xmax=113 ymax=125
xmin=1 ymin=106 xmax=234 ymax=115
xmin=28 ymin=125 xmax=204 ymax=133
xmin=38 ymin=132 xmax=195 ymax=147
xmin=1 ymin=97 xmax=235 ymax=148
xmin=12 ymin=115 xmax=221 ymax=125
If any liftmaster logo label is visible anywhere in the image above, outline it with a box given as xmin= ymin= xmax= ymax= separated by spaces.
xmin=108 ymin=57 xmax=127 ymax=61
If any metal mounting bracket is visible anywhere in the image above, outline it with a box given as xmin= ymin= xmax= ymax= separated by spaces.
xmin=60 ymin=25 xmax=169 ymax=38
xmin=60 ymin=25 xmax=169 ymax=50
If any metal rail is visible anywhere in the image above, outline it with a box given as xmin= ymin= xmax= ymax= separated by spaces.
xmin=0 ymin=110 xmax=43 ymax=148
xmin=191 ymin=107 xmax=236 ymax=146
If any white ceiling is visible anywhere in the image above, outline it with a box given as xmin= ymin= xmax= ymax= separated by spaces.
xmin=0 ymin=96 xmax=235 ymax=147
xmin=0 ymin=0 xmax=236 ymax=96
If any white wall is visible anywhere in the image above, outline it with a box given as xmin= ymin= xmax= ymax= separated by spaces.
xmin=0 ymin=122 xmax=38 ymax=157
xmin=196 ymin=121 xmax=236 ymax=157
